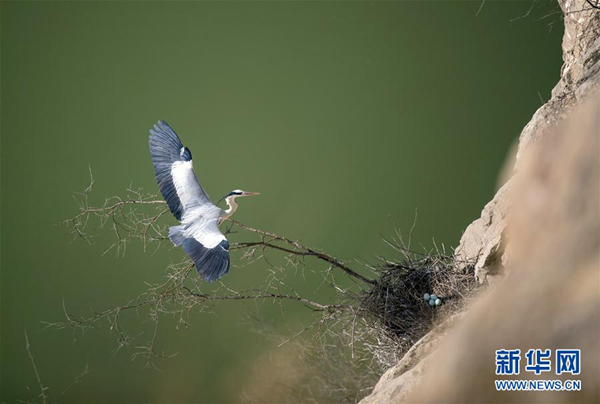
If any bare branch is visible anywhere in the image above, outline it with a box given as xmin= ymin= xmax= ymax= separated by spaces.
xmin=229 ymin=219 xmax=377 ymax=286
xmin=181 ymin=286 xmax=354 ymax=312
xmin=24 ymin=332 xmax=47 ymax=404
xmin=54 ymin=364 xmax=92 ymax=402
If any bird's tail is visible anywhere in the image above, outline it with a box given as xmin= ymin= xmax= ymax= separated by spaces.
xmin=168 ymin=225 xmax=185 ymax=246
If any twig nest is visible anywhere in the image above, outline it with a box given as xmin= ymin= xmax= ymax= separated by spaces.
xmin=434 ymin=298 xmax=442 ymax=306
xmin=428 ymin=299 xmax=436 ymax=307
xmin=423 ymin=293 xmax=430 ymax=301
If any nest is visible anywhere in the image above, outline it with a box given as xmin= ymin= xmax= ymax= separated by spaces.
xmin=360 ymin=251 xmax=478 ymax=352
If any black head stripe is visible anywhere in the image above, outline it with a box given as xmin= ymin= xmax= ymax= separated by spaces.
xmin=217 ymin=191 xmax=242 ymax=206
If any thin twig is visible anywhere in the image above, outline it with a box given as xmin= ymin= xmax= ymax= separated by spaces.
xmin=24 ymin=332 xmax=47 ymax=404
xmin=181 ymin=286 xmax=352 ymax=312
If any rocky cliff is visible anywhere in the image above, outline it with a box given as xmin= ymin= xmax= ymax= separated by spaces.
xmin=359 ymin=1 xmax=599 ymax=402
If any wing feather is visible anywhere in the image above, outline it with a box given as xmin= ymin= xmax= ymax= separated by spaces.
xmin=183 ymin=207 xmax=226 ymax=248
xmin=182 ymin=238 xmax=230 ymax=282
xmin=149 ymin=120 xmax=211 ymax=220
xmin=181 ymin=210 xmax=229 ymax=281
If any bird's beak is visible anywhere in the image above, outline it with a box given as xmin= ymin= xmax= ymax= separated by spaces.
xmin=242 ymin=191 xmax=260 ymax=197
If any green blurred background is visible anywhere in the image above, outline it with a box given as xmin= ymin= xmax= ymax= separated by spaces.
xmin=2 ymin=1 xmax=562 ymax=403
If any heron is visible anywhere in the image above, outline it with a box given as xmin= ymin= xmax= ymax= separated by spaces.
xmin=149 ymin=121 xmax=259 ymax=282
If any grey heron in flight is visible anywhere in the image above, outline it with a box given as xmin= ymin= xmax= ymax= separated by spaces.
xmin=149 ymin=121 xmax=259 ymax=282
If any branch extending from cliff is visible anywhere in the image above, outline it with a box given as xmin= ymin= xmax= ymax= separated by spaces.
xmin=181 ymin=286 xmax=353 ymax=311
xmin=61 ymin=171 xmax=375 ymax=285
xmin=55 ymin=176 xmax=372 ymax=366
xmin=228 ymin=219 xmax=376 ymax=285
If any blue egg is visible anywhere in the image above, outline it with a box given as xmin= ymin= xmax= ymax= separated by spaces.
xmin=430 ymin=294 xmax=438 ymax=301
xmin=428 ymin=299 xmax=436 ymax=306
xmin=435 ymin=299 xmax=442 ymax=306
xmin=423 ymin=293 xmax=430 ymax=301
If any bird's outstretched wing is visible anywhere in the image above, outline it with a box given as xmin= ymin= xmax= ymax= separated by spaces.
xmin=169 ymin=215 xmax=229 ymax=282
xmin=182 ymin=237 xmax=230 ymax=282
xmin=169 ymin=205 xmax=229 ymax=282
xmin=168 ymin=211 xmax=230 ymax=282
xmin=149 ymin=121 xmax=212 ymax=220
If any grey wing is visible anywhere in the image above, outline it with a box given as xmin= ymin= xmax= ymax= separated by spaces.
xmin=171 ymin=207 xmax=230 ymax=282
xmin=149 ymin=120 xmax=212 ymax=221
xmin=182 ymin=238 xmax=230 ymax=282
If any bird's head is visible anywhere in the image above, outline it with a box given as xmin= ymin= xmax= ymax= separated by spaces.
xmin=217 ymin=189 xmax=260 ymax=206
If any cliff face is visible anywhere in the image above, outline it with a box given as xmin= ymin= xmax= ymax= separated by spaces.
xmin=456 ymin=0 xmax=600 ymax=284
xmin=360 ymin=2 xmax=599 ymax=403
xmin=407 ymin=99 xmax=599 ymax=404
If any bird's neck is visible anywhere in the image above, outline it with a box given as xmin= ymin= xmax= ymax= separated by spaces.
xmin=221 ymin=195 xmax=238 ymax=220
